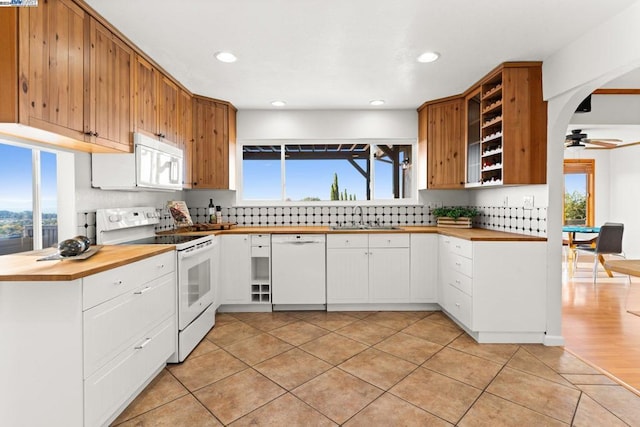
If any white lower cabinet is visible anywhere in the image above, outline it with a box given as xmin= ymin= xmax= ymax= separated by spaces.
xmin=409 ymin=234 xmax=438 ymax=302
xmin=219 ymin=234 xmax=251 ymax=304
xmin=327 ymin=233 xmax=412 ymax=304
xmin=0 ymin=251 xmax=176 ymax=427
xmin=438 ymin=235 xmax=547 ymax=343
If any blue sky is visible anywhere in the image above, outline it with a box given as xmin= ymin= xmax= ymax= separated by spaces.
xmin=564 ymin=173 xmax=586 ymax=195
xmin=0 ymin=143 xmax=57 ymax=213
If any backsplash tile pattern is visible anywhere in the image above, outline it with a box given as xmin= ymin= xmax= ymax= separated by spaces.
xmin=79 ymin=204 xmax=547 ymax=242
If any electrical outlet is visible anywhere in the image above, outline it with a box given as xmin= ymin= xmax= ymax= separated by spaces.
xmin=434 ymin=201 xmax=442 ymax=208
xmin=523 ymin=195 xmax=534 ymax=210
xmin=502 ymin=196 xmax=508 ymax=207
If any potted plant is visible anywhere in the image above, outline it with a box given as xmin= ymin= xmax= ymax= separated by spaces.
xmin=431 ymin=206 xmax=480 ymax=228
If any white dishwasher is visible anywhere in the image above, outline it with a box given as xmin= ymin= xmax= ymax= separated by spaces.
xmin=271 ymin=234 xmax=326 ymax=308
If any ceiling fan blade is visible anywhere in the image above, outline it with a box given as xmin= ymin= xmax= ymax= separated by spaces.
xmin=584 ymin=139 xmax=618 ymax=148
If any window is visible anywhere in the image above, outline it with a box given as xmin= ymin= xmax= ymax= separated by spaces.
xmin=563 ymin=159 xmax=594 ymax=226
xmin=0 ymin=142 xmax=57 ymax=255
xmin=240 ymin=141 xmax=416 ymax=203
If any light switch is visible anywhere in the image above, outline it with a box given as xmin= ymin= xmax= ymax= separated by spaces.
xmin=524 ymin=195 xmax=534 ymax=210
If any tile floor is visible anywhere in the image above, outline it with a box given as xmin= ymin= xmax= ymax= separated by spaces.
xmin=111 ymin=311 xmax=640 ymax=426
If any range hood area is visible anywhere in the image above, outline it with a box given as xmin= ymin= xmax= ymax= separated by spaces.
xmin=91 ymin=133 xmax=183 ymax=192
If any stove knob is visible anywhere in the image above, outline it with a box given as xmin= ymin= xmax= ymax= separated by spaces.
xmin=146 ymin=212 xmax=154 ymax=218
xmin=109 ymin=215 xmax=122 ymax=222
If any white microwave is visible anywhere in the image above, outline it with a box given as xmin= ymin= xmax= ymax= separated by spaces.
xmin=92 ymin=133 xmax=184 ymax=191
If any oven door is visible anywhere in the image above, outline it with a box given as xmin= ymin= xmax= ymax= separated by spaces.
xmin=177 ymin=242 xmax=215 ymax=330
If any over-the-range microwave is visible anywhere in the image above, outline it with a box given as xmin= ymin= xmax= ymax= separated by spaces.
xmin=92 ymin=133 xmax=184 ymax=191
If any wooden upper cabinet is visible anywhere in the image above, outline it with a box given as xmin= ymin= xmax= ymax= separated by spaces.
xmin=192 ymin=97 xmax=230 ymax=189
xmin=18 ymin=0 xmax=86 ymax=140
xmin=133 ymin=55 xmax=158 ymax=137
xmin=84 ymin=17 xmax=133 ymax=152
xmin=177 ymin=89 xmax=193 ymax=188
xmin=158 ymin=75 xmax=179 ymax=143
xmin=424 ymin=98 xmax=465 ymax=189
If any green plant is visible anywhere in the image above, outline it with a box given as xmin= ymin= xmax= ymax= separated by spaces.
xmin=431 ymin=206 xmax=480 ymax=219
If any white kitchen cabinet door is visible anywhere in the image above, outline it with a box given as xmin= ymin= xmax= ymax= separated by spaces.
xmin=219 ymin=235 xmax=251 ymax=304
xmin=409 ymin=234 xmax=438 ymax=303
xmin=369 ymin=247 xmax=410 ymax=302
xmin=438 ymin=235 xmax=454 ymax=307
xmin=326 ymin=248 xmax=369 ymax=303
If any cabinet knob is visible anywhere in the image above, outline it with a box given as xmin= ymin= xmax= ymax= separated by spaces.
xmin=158 ymin=263 xmax=165 ymax=269
xmin=114 ymin=280 xmax=123 ymax=286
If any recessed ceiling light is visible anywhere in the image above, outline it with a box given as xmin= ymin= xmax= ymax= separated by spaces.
xmin=271 ymin=100 xmax=286 ymax=107
xmin=417 ymin=51 xmax=440 ymax=63
xmin=370 ymin=100 xmax=385 ymax=106
xmin=215 ymin=51 xmax=237 ymax=63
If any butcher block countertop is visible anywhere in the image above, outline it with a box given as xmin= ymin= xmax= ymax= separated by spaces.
xmin=159 ymin=225 xmax=546 ymax=242
xmin=0 ymin=245 xmax=174 ymax=282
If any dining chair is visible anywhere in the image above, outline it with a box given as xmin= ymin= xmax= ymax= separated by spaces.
xmin=574 ymin=222 xmax=626 ymax=284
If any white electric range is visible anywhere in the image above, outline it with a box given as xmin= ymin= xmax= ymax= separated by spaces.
xmin=96 ymin=207 xmax=217 ymax=363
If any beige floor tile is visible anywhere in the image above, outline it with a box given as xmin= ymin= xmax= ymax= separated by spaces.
xmin=335 ymin=320 xmax=397 ymax=345
xmin=486 ymin=367 xmax=581 ymax=424
xmin=562 ymin=374 xmax=618 ymax=385
xmin=572 ymin=393 xmax=629 ymax=427
xmin=214 ymin=313 xmax=240 ymax=327
xmin=168 ymin=349 xmax=247 ymax=391
xmin=578 ymin=384 xmax=640 ymax=426
xmin=458 ymin=393 xmax=567 ymax=427
xmin=268 ymin=321 xmax=329 ymax=345
xmin=300 ymin=332 xmax=368 ymax=365
xmin=363 ymin=311 xmax=426 ymax=330
xmin=339 ymin=348 xmax=418 ymax=390
xmin=401 ymin=318 xmax=463 ymax=346
xmin=229 ymin=393 xmax=337 ymax=426
xmin=188 ymin=338 xmax=220 ymax=359
xmin=423 ymin=347 xmax=503 ymax=389
xmin=286 ymin=310 xmax=327 ymax=320
xmin=374 ymin=332 xmax=443 ymax=364
xmin=292 ymin=368 xmax=383 ymax=424
xmin=448 ymin=333 xmax=518 ymax=364
xmin=305 ymin=311 xmax=360 ymax=331
xmin=224 ymin=333 xmax=293 ymax=365
xmin=255 ymin=348 xmax=332 ymax=390
xmin=112 ymin=370 xmax=189 ymax=425
xmin=344 ymin=393 xmax=452 ymax=426
xmin=523 ymin=345 xmax=600 ymax=375
xmin=390 ymin=367 xmax=481 ymax=424
xmin=194 ymin=369 xmax=285 ymax=425
xmin=115 ymin=394 xmax=222 ymax=426
xmin=507 ymin=348 xmax=576 ymax=388
xmin=424 ymin=311 xmax=463 ymax=330
xmin=337 ymin=311 xmax=377 ymax=319
xmin=236 ymin=312 xmax=298 ymax=331
xmin=206 ymin=321 xmax=262 ymax=347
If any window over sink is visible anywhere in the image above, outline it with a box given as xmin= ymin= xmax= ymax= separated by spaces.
xmin=239 ymin=140 xmax=417 ymax=204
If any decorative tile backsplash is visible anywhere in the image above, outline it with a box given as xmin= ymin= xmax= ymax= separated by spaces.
xmin=78 ymin=204 xmax=547 ymax=243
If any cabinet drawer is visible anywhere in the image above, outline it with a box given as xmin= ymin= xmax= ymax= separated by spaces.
xmin=444 ymin=284 xmax=472 ymax=329
xmin=368 ymin=233 xmax=409 ymax=248
xmin=251 ymin=245 xmax=270 ymax=257
xmin=450 ymin=253 xmax=473 ymax=277
xmin=84 ymin=317 xmax=175 ymax=427
xmin=83 ymin=252 xmax=175 ymax=310
xmin=450 ymin=237 xmax=472 ymax=258
xmin=251 ymin=234 xmax=270 ymax=246
xmin=327 ymin=234 xmax=368 ymax=248
xmin=83 ymin=273 xmax=175 ymax=379
xmin=448 ymin=270 xmax=472 ymax=296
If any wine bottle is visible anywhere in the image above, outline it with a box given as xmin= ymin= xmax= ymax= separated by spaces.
xmin=208 ymin=199 xmax=215 ymax=223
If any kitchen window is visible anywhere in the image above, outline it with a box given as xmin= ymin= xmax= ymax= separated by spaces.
xmin=0 ymin=141 xmax=58 ymax=255
xmin=240 ymin=140 xmax=417 ymax=204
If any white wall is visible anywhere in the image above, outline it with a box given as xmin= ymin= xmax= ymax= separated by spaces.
xmin=609 ymin=144 xmax=640 ymax=257
xmin=571 ymin=95 xmax=640 ymax=125
xmin=542 ymin=0 xmax=640 ymax=345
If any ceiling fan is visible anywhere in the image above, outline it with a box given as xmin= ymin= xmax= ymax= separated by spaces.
xmin=565 ymin=129 xmax=621 ymax=149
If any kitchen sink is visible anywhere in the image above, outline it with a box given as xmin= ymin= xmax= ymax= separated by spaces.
xmin=329 ymin=224 xmax=402 ymax=231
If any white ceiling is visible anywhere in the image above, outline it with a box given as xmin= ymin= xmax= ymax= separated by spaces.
xmin=84 ymin=0 xmax=638 ymax=110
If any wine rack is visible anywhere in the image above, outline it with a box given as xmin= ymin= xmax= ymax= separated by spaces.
xmin=480 ymin=74 xmax=503 ymax=186
xmin=250 ymin=234 xmax=271 ymax=303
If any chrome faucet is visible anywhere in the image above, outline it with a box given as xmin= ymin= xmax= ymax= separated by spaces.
xmin=353 ymin=205 xmax=364 ymax=226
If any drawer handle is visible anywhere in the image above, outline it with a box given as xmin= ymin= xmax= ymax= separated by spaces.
xmin=157 ymin=263 xmax=165 ymax=269
xmin=134 ymin=337 xmax=152 ymax=350
xmin=455 ymin=280 xmax=461 ymax=284
xmin=113 ymin=280 xmax=123 ymax=286
xmin=134 ymin=286 xmax=152 ymax=295
xmin=455 ymin=303 xmax=461 ymax=308
xmin=455 ymin=262 xmax=462 ymax=266
xmin=455 ymin=245 xmax=461 ymax=249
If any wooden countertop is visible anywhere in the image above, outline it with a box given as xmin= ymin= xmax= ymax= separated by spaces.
xmin=604 ymin=259 xmax=640 ymax=277
xmin=159 ymin=225 xmax=546 ymax=242
xmin=0 ymin=245 xmax=174 ymax=282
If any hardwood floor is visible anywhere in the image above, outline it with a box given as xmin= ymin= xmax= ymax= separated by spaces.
xmin=562 ymin=253 xmax=640 ymax=391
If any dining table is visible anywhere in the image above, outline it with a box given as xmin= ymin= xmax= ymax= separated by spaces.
xmin=562 ymin=225 xmax=600 ymax=249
